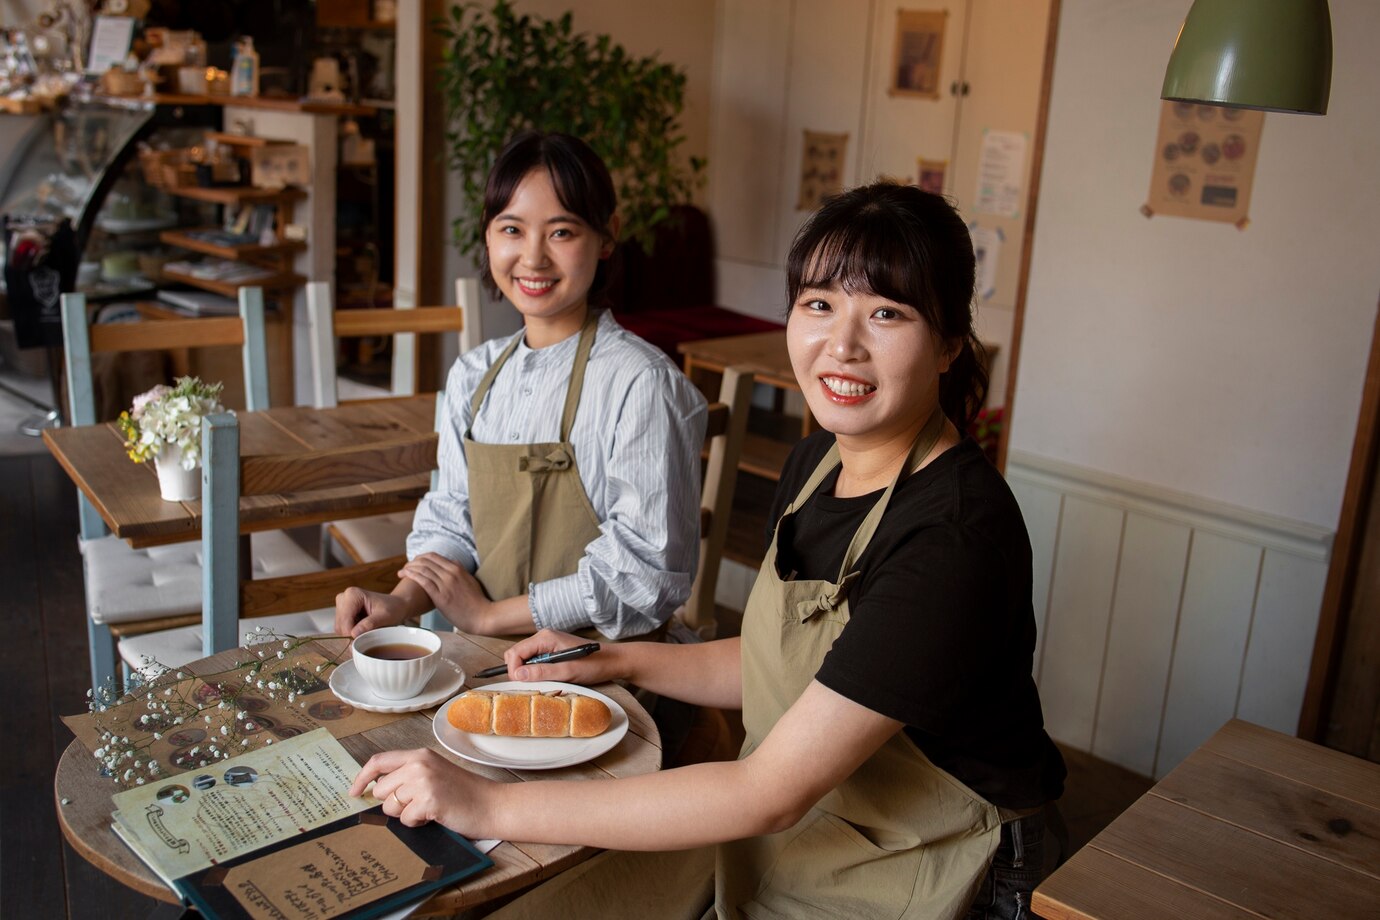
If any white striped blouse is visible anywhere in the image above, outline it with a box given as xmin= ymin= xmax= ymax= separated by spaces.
xmin=407 ymin=309 xmax=708 ymax=639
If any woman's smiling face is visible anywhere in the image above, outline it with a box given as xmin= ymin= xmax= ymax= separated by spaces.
xmin=484 ymin=167 xmax=613 ymax=344
xmin=788 ymin=281 xmax=954 ymax=449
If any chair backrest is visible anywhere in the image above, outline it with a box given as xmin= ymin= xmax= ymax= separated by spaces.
xmin=306 ymin=279 xmax=476 ymax=408
xmin=681 ymin=366 xmax=754 ymax=639
xmin=199 ymin=409 xmax=441 ymax=655
xmin=60 ymin=288 xmax=269 ymax=540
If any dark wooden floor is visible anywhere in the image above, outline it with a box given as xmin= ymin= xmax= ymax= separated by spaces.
xmin=1 ymin=452 xmax=163 ymax=918
xmin=2 ymin=451 xmax=1152 ymax=918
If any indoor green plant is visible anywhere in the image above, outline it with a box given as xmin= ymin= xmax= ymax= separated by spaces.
xmin=437 ymin=0 xmax=705 ymax=258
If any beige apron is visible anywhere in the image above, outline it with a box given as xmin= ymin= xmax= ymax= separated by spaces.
xmin=715 ymin=408 xmax=1001 ymax=920
xmin=488 ymin=411 xmax=999 ymax=920
xmin=465 ymin=312 xmax=603 ymax=604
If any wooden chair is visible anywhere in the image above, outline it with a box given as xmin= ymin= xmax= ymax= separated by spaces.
xmin=60 ymin=288 xmax=320 ymax=692
xmin=306 ymin=280 xmax=473 ymax=567
xmin=679 ymin=366 xmax=754 ymax=639
xmin=118 ymin=411 xmax=441 ymax=669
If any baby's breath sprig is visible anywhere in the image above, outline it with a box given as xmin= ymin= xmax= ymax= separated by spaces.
xmin=86 ymin=629 xmax=351 ymax=788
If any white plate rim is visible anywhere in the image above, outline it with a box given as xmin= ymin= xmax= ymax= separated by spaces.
xmin=431 ymin=681 xmax=630 ymax=770
xmin=329 ymin=657 xmax=466 ymax=714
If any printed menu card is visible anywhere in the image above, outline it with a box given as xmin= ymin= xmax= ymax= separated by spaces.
xmin=109 ymin=729 xmax=491 ymax=919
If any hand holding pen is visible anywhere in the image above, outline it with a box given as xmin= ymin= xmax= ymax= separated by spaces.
xmin=475 ymin=642 xmax=601 ymax=679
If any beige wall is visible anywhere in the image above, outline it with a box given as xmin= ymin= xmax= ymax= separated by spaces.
xmin=704 ymin=0 xmax=1051 ymax=404
xmin=1013 ymin=0 xmax=1380 ymax=530
xmin=2 ymin=1 xmax=50 ymax=28
xmin=437 ymin=0 xmax=717 ymax=339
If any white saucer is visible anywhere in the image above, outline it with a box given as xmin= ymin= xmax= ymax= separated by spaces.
xmin=432 ymin=681 xmax=630 ymax=770
xmin=329 ymin=657 xmax=466 ymax=713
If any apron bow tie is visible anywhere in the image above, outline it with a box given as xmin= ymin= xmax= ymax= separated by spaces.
xmin=796 ymin=571 xmax=860 ymax=621
xmin=520 ymin=448 xmax=573 ymax=473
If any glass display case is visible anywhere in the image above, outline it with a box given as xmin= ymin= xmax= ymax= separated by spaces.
xmin=1 ymin=95 xmax=219 ymax=302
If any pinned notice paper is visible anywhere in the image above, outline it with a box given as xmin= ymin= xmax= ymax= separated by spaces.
xmin=968 ymin=223 xmax=1003 ymax=301
xmin=974 ymin=130 xmax=1028 ymax=219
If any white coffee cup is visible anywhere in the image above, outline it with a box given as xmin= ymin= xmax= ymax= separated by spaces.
xmin=351 ymin=626 xmax=442 ymax=700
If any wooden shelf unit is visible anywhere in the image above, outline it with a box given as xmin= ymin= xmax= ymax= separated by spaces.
xmin=159 ymin=179 xmax=306 ymax=299
xmin=160 ymin=266 xmax=305 ymax=298
xmin=164 ymin=184 xmax=307 ymax=206
xmin=159 ymin=228 xmax=306 ymax=261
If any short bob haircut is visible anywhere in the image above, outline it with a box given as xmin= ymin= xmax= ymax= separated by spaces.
xmin=479 ymin=131 xmax=618 ymax=302
xmin=785 ymin=181 xmax=988 ymax=431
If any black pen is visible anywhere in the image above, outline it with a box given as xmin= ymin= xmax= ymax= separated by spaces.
xmin=475 ymin=642 xmax=601 ymax=679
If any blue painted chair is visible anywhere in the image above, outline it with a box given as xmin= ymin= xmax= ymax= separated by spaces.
xmin=117 ymin=408 xmax=441 ymax=668
xmin=61 ymin=288 xmax=320 ymax=691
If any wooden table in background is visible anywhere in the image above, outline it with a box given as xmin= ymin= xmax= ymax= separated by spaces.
xmin=1033 ymin=719 xmax=1380 ymax=919
xmin=55 ymin=632 xmax=662 ymax=915
xmin=42 ymin=394 xmax=436 ymax=548
xmin=679 ymin=331 xmax=811 ymax=481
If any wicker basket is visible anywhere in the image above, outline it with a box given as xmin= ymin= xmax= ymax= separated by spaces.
xmin=139 ymin=149 xmax=186 ymax=189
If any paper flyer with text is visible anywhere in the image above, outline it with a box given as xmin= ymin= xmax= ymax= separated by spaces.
xmin=110 ymin=729 xmax=377 ymax=880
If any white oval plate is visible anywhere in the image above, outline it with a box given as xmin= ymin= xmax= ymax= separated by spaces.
xmin=329 ymin=657 xmax=465 ymax=714
xmin=431 ymin=681 xmax=629 ymax=770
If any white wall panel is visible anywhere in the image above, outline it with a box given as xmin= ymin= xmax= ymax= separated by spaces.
xmin=858 ymin=0 xmax=966 ymax=187
xmin=714 ymin=259 xmax=788 ymax=321
xmin=1008 ymin=451 xmax=1330 ymax=778
xmin=1156 ymin=531 xmax=1262 ymax=777
xmin=1237 ymin=549 xmax=1329 ymax=734
xmin=772 ymin=0 xmax=874 ymax=267
xmin=1091 ymin=512 xmax=1189 ymax=776
xmin=1009 ymin=477 xmax=1062 ymax=682
xmin=1037 ymin=495 xmax=1124 ymax=750
xmin=707 ymin=0 xmax=793 ymax=264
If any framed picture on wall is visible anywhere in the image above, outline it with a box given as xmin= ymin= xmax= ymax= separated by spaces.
xmin=890 ymin=9 xmax=946 ymax=99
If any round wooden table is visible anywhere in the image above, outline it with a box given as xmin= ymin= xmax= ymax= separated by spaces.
xmin=55 ymin=632 xmax=662 ymax=915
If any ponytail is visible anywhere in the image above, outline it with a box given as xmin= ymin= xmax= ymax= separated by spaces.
xmin=941 ymin=334 xmax=988 ymax=433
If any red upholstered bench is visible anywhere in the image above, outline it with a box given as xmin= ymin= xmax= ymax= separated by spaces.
xmin=607 ymin=205 xmax=784 ymax=359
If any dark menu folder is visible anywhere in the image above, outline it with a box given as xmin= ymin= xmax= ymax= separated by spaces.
xmin=176 ymin=807 xmax=491 ymax=920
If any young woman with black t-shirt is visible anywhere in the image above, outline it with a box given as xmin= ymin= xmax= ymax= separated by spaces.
xmin=348 ymin=181 xmax=1065 ymax=920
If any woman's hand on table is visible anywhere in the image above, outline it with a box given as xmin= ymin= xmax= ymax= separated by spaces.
xmin=399 ymin=553 xmax=493 ymax=632
xmin=351 ymin=748 xmax=496 ymax=833
xmin=502 ymin=629 xmax=627 ymax=684
xmin=334 ymin=587 xmax=411 ymax=638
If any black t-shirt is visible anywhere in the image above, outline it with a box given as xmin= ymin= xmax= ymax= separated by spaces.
xmin=767 ymin=433 xmax=1065 ymax=809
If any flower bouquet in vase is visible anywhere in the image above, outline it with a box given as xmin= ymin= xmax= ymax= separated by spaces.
xmin=116 ymin=376 xmax=225 ymax=501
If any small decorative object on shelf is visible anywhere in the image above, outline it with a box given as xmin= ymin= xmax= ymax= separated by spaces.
xmin=115 ymin=375 xmax=225 ymax=501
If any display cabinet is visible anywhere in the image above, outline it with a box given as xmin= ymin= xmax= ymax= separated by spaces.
xmin=2 ymin=92 xmax=366 ymax=408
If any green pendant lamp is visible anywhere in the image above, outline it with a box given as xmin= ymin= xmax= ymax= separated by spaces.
xmin=1161 ymin=0 xmax=1333 ymax=115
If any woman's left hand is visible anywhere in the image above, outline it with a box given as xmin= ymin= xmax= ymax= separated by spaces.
xmin=350 ymin=748 xmax=495 ymax=832
xmin=400 ymin=553 xmax=492 ymax=632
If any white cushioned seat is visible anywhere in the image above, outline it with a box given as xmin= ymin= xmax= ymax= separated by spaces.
xmin=81 ymin=531 xmax=322 ymax=625
xmin=118 ymin=608 xmax=337 ymax=673
xmin=328 ymin=511 xmax=413 ymax=564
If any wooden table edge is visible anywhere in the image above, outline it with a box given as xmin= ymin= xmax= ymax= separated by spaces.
xmin=56 ymin=630 xmax=661 ymax=910
xmin=56 ymin=742 xmax=182 ymax=904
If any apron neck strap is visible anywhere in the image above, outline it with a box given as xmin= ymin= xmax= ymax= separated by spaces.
xmin=785 ymin=405 xmax=949 ymax=582
xmin=835 ymin=406 xmax=947 ymax=580
xmin=468 ymin=310 xmax=600 ymax=436
xmin=559 ymin=312 xmax=599 ymax=441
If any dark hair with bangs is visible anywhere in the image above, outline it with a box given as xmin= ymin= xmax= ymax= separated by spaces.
xmin=479 ymin=131 xmax=618 ymax=302
xmin=786 ymin=181 xmax=988 ymax=431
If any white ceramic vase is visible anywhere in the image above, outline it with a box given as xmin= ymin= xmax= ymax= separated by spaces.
xmin=154 ymin=444 xmax=200 ymax=502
